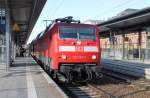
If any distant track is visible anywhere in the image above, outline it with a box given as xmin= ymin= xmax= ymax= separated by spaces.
xmin=101 ymin=69 xmax=133 ymax=83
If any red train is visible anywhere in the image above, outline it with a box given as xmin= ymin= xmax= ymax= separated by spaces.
xmin=31 ymin=16 xmax=102 ymax=82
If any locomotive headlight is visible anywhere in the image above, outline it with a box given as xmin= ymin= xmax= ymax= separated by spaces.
xmin=92 ymin=55 xmax=96 ymax=60
xmin=77 ymin=41 xmax=81 ymax=45
xmin=61 ymin=55 xmax=67 ymax=59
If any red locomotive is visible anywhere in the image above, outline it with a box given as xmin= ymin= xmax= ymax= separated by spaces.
xmin=31 ymin=16 xmax=102 ymax=82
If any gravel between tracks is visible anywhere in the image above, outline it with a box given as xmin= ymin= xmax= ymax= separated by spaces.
xmin=56 ymin=69 xmax=150 ymax=98
xmin=91 ymin=75 xmax=150 ymax=98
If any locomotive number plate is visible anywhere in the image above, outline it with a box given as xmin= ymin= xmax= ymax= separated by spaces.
xmin=76 ymin=46 xmax=83 ymax=52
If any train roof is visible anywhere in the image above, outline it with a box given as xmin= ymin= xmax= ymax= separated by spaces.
xmin=55 ymin=16 xmax=80 ymax=24
xmin=31 ymin=16 xmax=97 ymax=43
xmin=53 ymin=16 xmax=97 ymax=27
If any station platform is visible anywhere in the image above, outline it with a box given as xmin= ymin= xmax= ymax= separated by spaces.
xmin=0 ymin=57 xmax=68 ymax=98
xmin=101 ymin=59 xmax=150 ymax=79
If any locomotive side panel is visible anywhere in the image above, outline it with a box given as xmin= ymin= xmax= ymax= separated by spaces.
xmin=47 ymin=25 xmax=59 ymax=70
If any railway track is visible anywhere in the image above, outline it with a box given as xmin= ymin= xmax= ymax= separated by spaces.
xmin=58 ymin=69 xmax=150 ymax=98
xmin=38 ymin=61 xmax=150 ymax=98
xmin=87 ymin=84 xmax=117 ymax=98
xmin=101 ymin=69 xmax=134 ymax=84
xmin=57 ymin=70 xmax=131 ymax=98
xmin=101 ymin=69 xmax=150 ymax=90
xmin=59 ymin=82 xmax=118 ymax=98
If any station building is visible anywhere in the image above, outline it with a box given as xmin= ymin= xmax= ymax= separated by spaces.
xmin=98 ymin=7 xmax=150 ymax=62
xmin=0 ymin=0 xmax=46 ymax=67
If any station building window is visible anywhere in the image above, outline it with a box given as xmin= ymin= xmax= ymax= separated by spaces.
xmin=100 ymin=34 xmax=123 ymax=60
xmin=146 ymin=28 xmax=150 ymax=60
xmin=100 ymin=31 xmax=147 ymax=61
xmin=0 ymin=2 xmax=6 ymax=64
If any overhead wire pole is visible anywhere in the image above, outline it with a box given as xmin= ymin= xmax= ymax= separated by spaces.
xmin=43 ymin=20 xmax=51 ymax=27
xmin=5 ymin=0 xmax=10 ymax=71
xmin=43 ymin=0 xmax=64 ymax=28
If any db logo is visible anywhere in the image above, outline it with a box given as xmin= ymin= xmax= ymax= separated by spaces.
xmin=76 ymin=46 xmax=83 ymax=52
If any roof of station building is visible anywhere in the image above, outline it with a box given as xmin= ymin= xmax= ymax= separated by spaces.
xmin=97 ymin=7 xmax=150 ymax=32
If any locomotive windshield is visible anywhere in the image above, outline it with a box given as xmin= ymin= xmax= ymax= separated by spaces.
xmin=59 ymin=26 xmax=96 ymax=40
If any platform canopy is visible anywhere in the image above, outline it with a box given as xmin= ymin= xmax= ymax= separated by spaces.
xmin=8 ymin=0 xmax=47 ymax=44
xmin=98 ymin=7 xmax=150 ymax=33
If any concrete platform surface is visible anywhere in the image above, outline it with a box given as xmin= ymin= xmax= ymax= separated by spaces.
xmin=0 ymin=57 xmax=68 ymax=98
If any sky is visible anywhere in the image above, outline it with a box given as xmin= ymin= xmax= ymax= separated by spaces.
xmin=27 ymin=0 xmax=150 ymax=44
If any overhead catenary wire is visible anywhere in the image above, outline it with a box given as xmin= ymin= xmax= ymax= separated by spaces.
xmin=94 ymin=0 xmax=137 ymax=18
xmin=42 ymin=0 xmax=65 ymax=26
xmin=50 ymin=0 xmax=65 ymax=18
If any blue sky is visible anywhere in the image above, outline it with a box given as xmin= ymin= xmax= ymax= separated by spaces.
xmin=27 ymin=0 xmax=150 ymax=44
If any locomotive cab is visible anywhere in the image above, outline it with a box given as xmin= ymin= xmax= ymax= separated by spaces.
xmin=55 ymin=17 xmax=102 ymax=82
